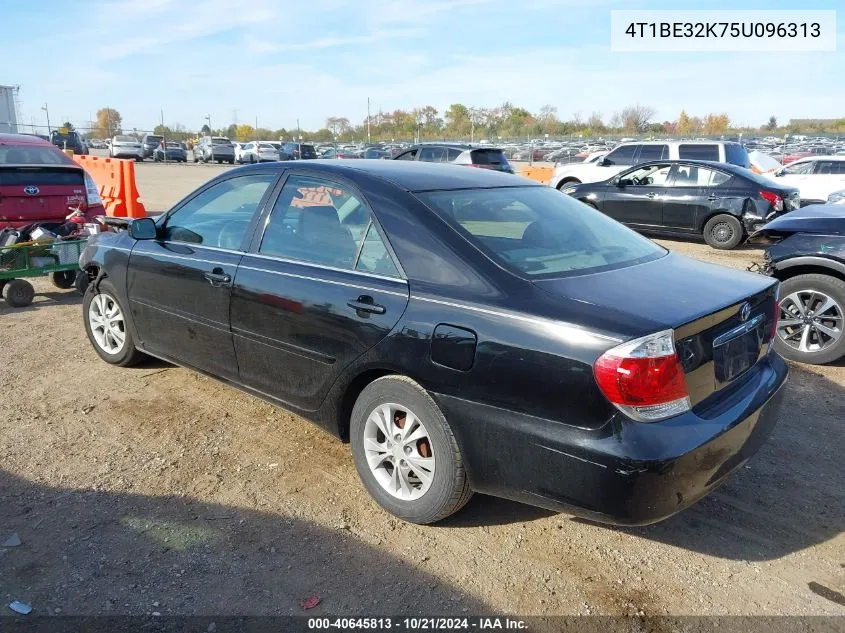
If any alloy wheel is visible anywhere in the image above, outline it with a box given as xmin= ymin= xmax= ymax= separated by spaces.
xmin=777 ymin=290 xmax=843 ymax=353
xmin=88 ymin=292 xmax=126 ymax=354
xmin=363 ymin=403 xmax=435 ymax=501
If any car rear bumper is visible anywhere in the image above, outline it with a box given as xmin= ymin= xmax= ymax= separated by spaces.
xmin=434 ymin=352 xmax=788 ymax=525
xmin=112 ymin=149 xmax=141 ymax=158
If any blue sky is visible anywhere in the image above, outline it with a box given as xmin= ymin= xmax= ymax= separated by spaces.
xmin=2 ymin=0 xmax=842 ymax=133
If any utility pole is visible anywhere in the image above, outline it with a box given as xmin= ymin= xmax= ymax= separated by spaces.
xmin=255 ymin=115 xmax=259 ymax=141
xmin=41 ymin=103 xmax=51 ymax=134
xmin=367 ymin=97 xmax=371 ymax=144
xmin=161 ymin=108 xmax=166 ymax=163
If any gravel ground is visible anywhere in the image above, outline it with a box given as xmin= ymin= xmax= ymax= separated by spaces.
xmin=0 ymin=163 xmax=843 ymax=619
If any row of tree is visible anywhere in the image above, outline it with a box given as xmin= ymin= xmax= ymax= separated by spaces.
xmin=84 ymin=106 xmax=845 ymax=143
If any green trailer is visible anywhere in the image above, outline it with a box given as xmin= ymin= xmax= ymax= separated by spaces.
xmin=0 ymin=239 xmax=89 ymax=307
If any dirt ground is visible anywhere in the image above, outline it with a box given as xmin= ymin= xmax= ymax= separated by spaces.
xmin=1 ymin=163 xmax=843 ymax=619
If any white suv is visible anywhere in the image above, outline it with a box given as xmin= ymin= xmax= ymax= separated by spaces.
xmin=548 ymin=141 xmax=750 ymax=189
xmin=762 ymin=156 xmax=845 ymax=204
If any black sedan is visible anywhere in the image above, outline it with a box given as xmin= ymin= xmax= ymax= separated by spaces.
xmin=749 ymin=204 xmax=845 ymax=365
xmin=560 ymin=160 xmax=800 ymax=249
xmin=153 ymin=142 xmax=188 ymax=162
xmin=79 ymin=161 xmax=787 ymax=525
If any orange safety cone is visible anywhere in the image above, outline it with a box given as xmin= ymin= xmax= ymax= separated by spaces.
xmin=119 ymin=160 xmax=147 ymax=218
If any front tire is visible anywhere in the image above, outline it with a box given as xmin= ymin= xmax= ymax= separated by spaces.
xmin=350 ymin=376 xmax=472 ymax=524
xmin=556 ymin=178 xmax=581 ymax=190
xmin=82 ymin=280 xmax=145 ymax=366
xmin=774 ymin=274 xmax=845 ymax=365
xmin=703 ymin=214 xmax=743 ymax=249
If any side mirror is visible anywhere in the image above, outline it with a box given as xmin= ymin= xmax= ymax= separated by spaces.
xmin=129 ymin=217 xmax=157 ymax=240
xmin=597 ymin=157 xmax=610 ymax=167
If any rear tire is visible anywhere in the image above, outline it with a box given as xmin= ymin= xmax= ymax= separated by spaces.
xmin=49 ymin=270 xmax=76 ymax=289
xmin=350 ymin=375 xmax=472 ymax=524
xmin=3 ymin=279 xmax=35 ymax=307
xmin=703 ymin=214 xmax=743 ymax=250
xmin=556 ymin=178 xmax=581 ymax=190
xmin=83 ymin=279 xmax=145 ymax=366
xmin=773 ymin=273 xmax=845 ymax=365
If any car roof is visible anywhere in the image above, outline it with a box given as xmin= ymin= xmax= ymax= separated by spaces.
xmin=618 ymin=140 xmax=739 ymax=146
xmin=630 ymin=159 xmax=743 ymax=170
xmin=0 ymin=133 xmax=54 ymax=147
xmin=791 ymin=155 xmax=845 ymax=163
xmin=236 ymin=159 xmax=539 ymax=191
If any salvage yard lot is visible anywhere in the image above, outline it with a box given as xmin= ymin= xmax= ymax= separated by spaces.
xmin=1 ymin=162 xmax=843 ymax=618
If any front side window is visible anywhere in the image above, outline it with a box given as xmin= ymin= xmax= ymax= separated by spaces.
xmin=162 ymin=174 xmax=276 ymax=249
xmin=259 ymin=175 xmax=397 ymax=274
xmin=417 ymin=186 xmax=665 ymax=278
xmin=619 ymin=164 xmax=672 ymax=186
xmin=678 ymin=144 xmax=719 ymax=161
xmin=604 ymin=144 xmax=638 ymax=166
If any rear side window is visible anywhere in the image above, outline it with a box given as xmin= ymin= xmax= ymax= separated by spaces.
xmin=679 ymin=144 xmax=719 ymax=161
xmin=815 ymin=161 xmax=845 ymax=175
xmin=471 ymin=149 xmax=509 ymax=166
xmin=636 ymin=145 xmax=668 ymax=163
xmin=673 ymin=165 xmax=726 ymax=187
xmin=417 ymin=186 xmax=665 ymax=278
xmin=604 ymin=145 xmax=638 ymax=166
xmin=418 ymin=147 xmax=447 ymax=162
xmin=447 ymin=148 xmax=463 ymax=161
xmin=724 ymin=143 xmax=750 ymax=168
xmin=0 ymin=146 xmax=68 ymax=165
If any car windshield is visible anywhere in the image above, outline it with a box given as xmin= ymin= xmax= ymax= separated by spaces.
xmin=0 ymin=146 xmax=67 ymax=165
xmin=417 ymin=186 xmax=665 ymax=278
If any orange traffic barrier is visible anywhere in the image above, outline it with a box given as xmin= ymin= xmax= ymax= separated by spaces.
xmin=72 ymin=155 xmax=147 ymax=218
xmin=518 ymin=165 xmax=554 ymax=184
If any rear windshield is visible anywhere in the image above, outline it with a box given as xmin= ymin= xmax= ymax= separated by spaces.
xmin=416 ymin=187 xmax=665 ymax=278
xmin=0 ymin=146 xmax=69 ymax=165
xmin=144 ymin=136 xmax=163 ymax=144
xmin=724 ymin=143 xmax=751 ymax=168
xmin=300 ymin=144 xmax=316 ymax=157
xmin=258 ymin=143 xmax=276 ymax=150
xmin=212 ymin=137 xmax=232 ymax=145
xmin=471 ymin=149 xmax=509 ymax=166
xmin=115 ymin=136 xmax=136 ymax=142
xmin=0 ymin=168 xmax=82 ymax=185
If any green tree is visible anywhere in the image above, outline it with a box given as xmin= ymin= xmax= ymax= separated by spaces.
xmin=444 ymin=104 xmax=470 ymax=136
xmin=764 ymin=116 xmax=778 ymax=131
xmin=677 ymin=110 xmax=691 ymax=136
xmin=200 ymin=124 xmax=211 ymax=135
xmin=235 ymin=124 xmax=255 ymax=142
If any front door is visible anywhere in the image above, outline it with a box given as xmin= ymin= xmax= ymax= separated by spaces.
xmin=231 ymin=173 xmax=409 ymax=412
xmin=127 ymin=172 xmax=278 ymax=379
xmin=601 ymin=163 xmax=671 ymax=228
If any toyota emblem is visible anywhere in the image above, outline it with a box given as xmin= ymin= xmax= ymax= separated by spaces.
xmin=23 ymin=185 xmax=39 ymax=196
xmin=739 ymin=302 xmax=751 ymax=322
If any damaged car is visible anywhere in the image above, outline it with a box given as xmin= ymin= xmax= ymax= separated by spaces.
xmin=560 ymin=160 xmax=800 ymax=249
xmin=748 ymin=204 xmax=845 ymax=364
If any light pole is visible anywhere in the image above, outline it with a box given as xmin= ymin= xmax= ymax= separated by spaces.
xmin=205 ymin=115 xmax=212 ymax=162
xmin=41 ymin=103 xmax=51 ymax=134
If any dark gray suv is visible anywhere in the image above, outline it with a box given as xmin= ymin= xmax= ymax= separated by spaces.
xmin=193 ymin=136 xmax=235 ymax=164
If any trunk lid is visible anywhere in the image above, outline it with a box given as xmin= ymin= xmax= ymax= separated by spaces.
xmin=533 ymin=252 xmax=778 ymax=405
xmin=0 ymin=165 xmax=86 ymax=226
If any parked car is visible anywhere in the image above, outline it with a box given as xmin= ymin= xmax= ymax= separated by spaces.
xmin=233 ymin=143 xmax=245 ymax=163
xmin=549 ymin=141 xmax=751 ymax=189
xmin=78 ymin=160 xmax=787 ymax=526
xmin=280 ymin=142 xmax=317 ymax=160
xmin=241 ymin=142 xmax=280 ymax=163
xmin=140 ymin=134 xmax=164 ymax=160
xmin=362 ymin=148 xmax=389 ymax=159
xmin=153 ymin=142 xmax=188 ymax=163
xmin=393 ymin=144 xmax=515 ymax=174
xmin=49 ymin=129 xmax=88 ymax=155
xmin=88 ymin=139 xmax=108 ymax=150
xmin=763 ymin=156 xmax=845 ymax=205
xmin=561 ymin=160 xmax=800 ymax=249
xmin=319 ymin=147 xmax=359 ymax=159
xmin=748 ymin=204 xmax=845 ymax=364
xmin=109 ymin=135 xmax=142 ymax=160
xmin=194 ymin=136 xmax=235 ymax=164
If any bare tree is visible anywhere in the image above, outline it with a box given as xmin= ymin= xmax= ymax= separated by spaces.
xmin=620 ymin=104 xmax=656 ymax=133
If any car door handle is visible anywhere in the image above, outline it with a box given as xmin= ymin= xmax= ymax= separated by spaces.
xmin=707 ymin=194 xmax=719 ymax=201
xmin=348 ymin=295 xmax=386 ymax=315
xmin=646 ymin=192 xmax=658 ymax=199
xmin=203 ymin=268 xmax=232 ymax=287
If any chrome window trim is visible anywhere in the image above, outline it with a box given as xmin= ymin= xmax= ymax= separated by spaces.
xmin=238 ymin=265 xmax=409 ymax=298
xmin=245 ymin=252 xmax=407 ymax=285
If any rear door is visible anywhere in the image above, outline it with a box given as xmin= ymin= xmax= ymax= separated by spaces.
xmin=662 ymin=164 xmax=731 ymax=232
xmin=678 ymin=144 xmax=719 ymax=162
xmin=127 ymin=171 xmax=278 ymax=379
xmin=231 ymin=172 xmax=409 ymax=411
xmin=0 ymin=165 xmax=85 ymax=227
xmin=807 ymin=160 xmax=845 ymax=202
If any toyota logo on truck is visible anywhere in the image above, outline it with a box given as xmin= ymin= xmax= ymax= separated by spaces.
xmin=23 ymin=186 xmax=40 ymax=196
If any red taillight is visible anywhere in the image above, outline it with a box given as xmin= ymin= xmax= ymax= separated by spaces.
xmin=760 ymin=190 xmax=783 ymax=212
xmin=594 ymin=330 xmax=690 ymax=422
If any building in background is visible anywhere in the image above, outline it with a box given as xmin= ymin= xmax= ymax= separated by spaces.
xmin=0 ymin=85 xmax=20 ymax=133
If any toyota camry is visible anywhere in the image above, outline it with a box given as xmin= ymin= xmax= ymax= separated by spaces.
xmin=79 ymin=161 xmax=788 ymax=525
